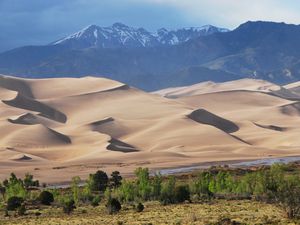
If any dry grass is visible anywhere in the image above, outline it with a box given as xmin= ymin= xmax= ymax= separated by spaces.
xmin=0 ymin=200 xmax=298 ymax=225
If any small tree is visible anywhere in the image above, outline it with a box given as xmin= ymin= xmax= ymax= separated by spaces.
xmin=88 ymin=170 xmax=109 ymax=192
xmin=7 ymin=196 xmax=23 ymax=211
xmin=71 ymin=176 xmax=81 ymax=205
xmin=151 ymin=174 xmax=162 ymax=200
xmin=135 ymin=167 xmax=151 ymax=200
xmin=4 ymin=173 xmax=27 ymax=199
xmin=62 ymin=198 xmax=76 ymax=214
xmin=106 ymin=198 xmax=121 ymax=214
xmin=23 ymin=173 xmax=39 ymax=188
xmin=160 ymin=176 xmax=176 ymax=205
xmin=115 ymin=180 xmax=135 ymax=203
xmin=190 ymin=171 xmax=213 ymax=200
xmin=111 ymin=171 xmax=122 ymax=188
xmin=39 ymin=191 xmax=54 ymax=205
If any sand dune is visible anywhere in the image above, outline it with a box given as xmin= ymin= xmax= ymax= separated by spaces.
xmin=1 ymin=75 xmax=300 ymax=183
xmin=10 ymin=154 xmax=32 ymax=161
xmin=153 ymin=79 xmax=281 ymax=98
xmin=284 ymin=81 xmax=300 ymax=94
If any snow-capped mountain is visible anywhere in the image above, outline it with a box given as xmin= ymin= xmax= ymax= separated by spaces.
xmin=51 ymin=23 xmax=229 ymax=49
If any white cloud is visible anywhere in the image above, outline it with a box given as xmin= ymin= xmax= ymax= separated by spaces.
xmin=136 ymin=0 xmax=300 ymax=28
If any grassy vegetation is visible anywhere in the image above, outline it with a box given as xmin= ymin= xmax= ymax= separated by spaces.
xmin=0 ymin=200 xmax=294 ymax=225
xmin=0 ymin=163 xmax=300 ymax=224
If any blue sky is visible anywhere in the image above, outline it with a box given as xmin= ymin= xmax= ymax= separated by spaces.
xmin=0 ymin=0 xmax=300 ymax=52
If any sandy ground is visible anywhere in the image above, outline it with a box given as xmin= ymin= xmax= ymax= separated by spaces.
xmin=1 ymin=75 xmax=300 ymax=183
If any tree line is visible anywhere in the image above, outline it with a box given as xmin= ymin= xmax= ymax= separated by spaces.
xmin=0 ymin=163 xmax=300 ymax=219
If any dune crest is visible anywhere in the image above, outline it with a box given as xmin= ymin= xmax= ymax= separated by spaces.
xmin=10 ymin=154 xmax=32 ymax=161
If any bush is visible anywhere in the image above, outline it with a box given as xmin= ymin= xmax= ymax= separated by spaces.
xmin=136 ymin=202 xmax=144 ymax=212
xmin=23 ymin=173 xmax=39 ymax=188
xmin=213 ymin=217 xmax=242 ymax=225
xmin=39 ymin=191 xmax=54 ymax=205
xmin=106 ymin=198 xmax=121 ymax=214
xmin=91 ymin=195 xmax=101 ymax=207
xmin=17 ymin=204 xmax=26 ymax=216
xmin=7 ymin=196 xmax=23 ymax=211
xmin=175 ymin=185 xmax=190 ymax=203
xmin=0 ymin=185 xmax=6 ymax=200
xmin=277 ymin=176 xmax=300 ymax=219
xmin=115 ymin=180 xmax=135 ymax=203
xmin=62 ymin=199 xmax=76 ymax=214
xmin=160 ymin=176 xmax=176 ymax=205
xmin=4 ymin=173 xmax=27 ymax=199
xmin=151 ymin=174 xmax=162 ymax=200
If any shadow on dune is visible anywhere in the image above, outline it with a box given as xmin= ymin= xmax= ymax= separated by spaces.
xmin=107 ymin=138 xmax=138 ymax=153
xmin=10 ymin=154 xmax=32 ymax=161
xmin=280 ymin=102 xmax=300 ymax=116
xmin=187 ymin=108 xmax=239 ymax=133
xmin=3 ymin=93 xmax=67 ymax=123
xmin=253 ymin=122 xmax=287 ymax=132
xmin=0 ymin=75 xmax=34 ymax=98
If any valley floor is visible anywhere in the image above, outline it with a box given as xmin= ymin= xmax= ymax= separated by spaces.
xmin=0 ymin=200 xmax=297 ymax=225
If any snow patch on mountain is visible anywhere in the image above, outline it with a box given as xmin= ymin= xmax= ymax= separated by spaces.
xmin=51 ymin=23 xmax=229 ymax=49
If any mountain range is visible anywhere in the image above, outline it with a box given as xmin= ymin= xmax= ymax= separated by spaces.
xmin=0 ymin=21 xmax=300 ymax=90
xmin=50 ymin=23 xmax=229 ymax=48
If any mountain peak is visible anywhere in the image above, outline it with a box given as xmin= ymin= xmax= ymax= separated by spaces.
xmin=112 ymin=22 xmax=129 ymax=29
xmin=236 ymin=20 xmax=294 ymax=31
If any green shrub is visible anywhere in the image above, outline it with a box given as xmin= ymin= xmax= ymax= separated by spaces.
xmin=160 ymin=176 xmax=176 ymax=205
xmin=91 ymin=195 xmax=101 ymax=207
xmin=106 ymin=198 xmax=121 ymax=214
xmin=71 ymin=176 xmax=81 ymax=205
xmin=136 ymin=202 xmax=144 ymax=212
xmin=62 ymin=198 xmax=76 ymax=214
xmin=115 ymin=180 xmax=135 ymax=203
xmin=135 ymin=167 xmax=151 ymax=200
xmin=151 ymin=174 xmax=162 ymax=200
xmin=277 ymin=176 xmax=300 ymax=219
xmin=4 ymin=173 xmax=27 ymax=199
xmin=0 ymin=185 xmax=6 ymax=200
xmin=39 ymin=191 xmax=54 ymax=205
xmin=175 ymin=185 xmax=190 ymax=203
xmin=190 ymin=172 xmax=214 ymax=200
xmin=23 ymin=173 xmax=39 ymax=188
xmin=17 ymin=204 xmax=26 ymax=216
xmin=7 ymin=196 xmax=23 ymax=211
